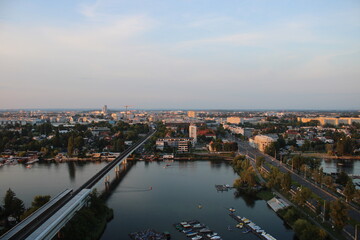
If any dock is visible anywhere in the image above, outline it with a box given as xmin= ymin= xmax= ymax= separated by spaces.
xmin=129 ymin=229 xmax=170 ymax=240
xmin=174 ymin=220 xmax=222 ymax=240
xmin=229 ymin=213 xmax=277 ymax=240
xmin=215 ymin=184 xmax=232 ymax=191
xmin=267 ymin=197 xmax=289 ymax=212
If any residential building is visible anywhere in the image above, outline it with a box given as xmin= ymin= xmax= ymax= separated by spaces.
xmin=226 ymin=117 xmax=241 ymax=124
xmin=253 ymin=135 xmax=276 ymax=152
xmin=188 ymin=111 xmax=197 ymax=118
xmin=102 ymin=105 xmax=108 ymax=114
xmin=189 ymin=124 xmax=197 ymax=144
xmin=298 ymin=117 xmax=360 ymax=126
xmin=155 ymin=138 xmax=192 ymax=152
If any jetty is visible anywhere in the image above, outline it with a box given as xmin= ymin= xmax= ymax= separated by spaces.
xmin=174 ymin=220 xmax=223 ymax=240
xmin=267 ymin=197 xmax=289 ymax=212
xmin=215 ymin=184 xmax=232 ymax=191
xmin=129 ymin=229 xmax=170 ymax=240
xmin=229 ymin=213 xmax=277 ymax=240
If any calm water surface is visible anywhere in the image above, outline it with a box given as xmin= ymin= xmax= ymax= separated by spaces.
xmin=0 ymin=160 xmax=295 ymax=239
xmin=0 ymin=161 xmax=108 ymax=206
xmin=102 ymin=161 xmax=294 ymax=240
xmin=321 ymin=158 xmax=360 ymax=175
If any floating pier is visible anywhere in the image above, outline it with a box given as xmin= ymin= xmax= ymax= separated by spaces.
xmin=229 ymin=213 xmax=277 ymax=240
xmin=129 ymin=229 xmax=170 ymax=240
xmin=215 ymin=184 xmax=232 ymax=191
xmin=174 ymin=220 xmax=222 ymax=240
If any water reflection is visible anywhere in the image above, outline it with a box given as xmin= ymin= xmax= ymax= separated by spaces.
xmin=67 ymin=162 xmax=76 ymax=182
xmin=234 ymin=190 xmax=256 ymax=208
xmin=321 ymin=158 xmax=359 ymax=175
xmin=102 ymin=161 xmax=295 ymax=240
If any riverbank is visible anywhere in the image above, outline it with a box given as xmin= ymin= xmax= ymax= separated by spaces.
xmin=297 ymin=152 xmax=360 ymax=160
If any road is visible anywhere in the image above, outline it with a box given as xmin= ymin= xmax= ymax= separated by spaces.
xmin=228 ymin=134 xmax=360 ymax=239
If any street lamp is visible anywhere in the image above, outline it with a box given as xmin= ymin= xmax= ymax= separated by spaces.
xmin=355 ymin=224 xmax=358 ymax=240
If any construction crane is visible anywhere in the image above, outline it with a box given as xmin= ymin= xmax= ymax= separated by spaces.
xmin=124 ymin=105 xmax=133 ymax=121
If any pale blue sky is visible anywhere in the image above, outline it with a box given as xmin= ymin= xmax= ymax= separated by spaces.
xmin=0 ymin=0 xmax=359 ymax=109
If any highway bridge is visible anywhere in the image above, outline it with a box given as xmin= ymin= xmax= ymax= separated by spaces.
xmin=0 ymin=130 xmax=156 ymax=240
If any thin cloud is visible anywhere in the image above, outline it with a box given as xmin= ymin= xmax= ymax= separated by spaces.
xmin=178 ymin=33 xmax=264 ymax=47
xmin=79 ymin=0 xmax=103 ymax=18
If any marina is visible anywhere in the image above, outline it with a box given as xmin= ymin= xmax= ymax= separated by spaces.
xmin=229 ymin=213 xmax=277 ymax=240
xmin=174 ymin=220 xmax=223 ymax=240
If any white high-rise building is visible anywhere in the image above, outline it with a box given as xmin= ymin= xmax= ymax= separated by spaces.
xmin=189 ymin=124 xmax=197 ymax=144
xmin=102 ymin=105 xmax=108 ymax=114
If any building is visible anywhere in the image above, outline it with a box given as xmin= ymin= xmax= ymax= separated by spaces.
xmin=189 ymin=124 xmax=197 ymax=144
xmin=253 ymin=135 xmax=276 ymax=152
xmin=223 ymin=124 xmax=254 ymax=138
xmin=155 ymin=138 xmax=192 ymax=152
xmin=197 ymin=129 xmax=216 ymax=139
xmin=226 ymin=117 xmax=241 ymax=124
xmin=188 ymin=111 xmax=196 ymax=118
xmin=90 ymin=127 xmax=111 ymax=136
xmin=102 ymin=105 xmax=108 ymax=114
xmin=298 ymin=117 xmax=360 ymax=126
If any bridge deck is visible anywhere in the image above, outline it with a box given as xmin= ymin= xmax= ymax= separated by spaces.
xmin=0 ymin=189 xmax=73 ymax=240
xmin=26 ymin=189 xmax=91 ymax=240
xmin=0 ymin=130 xmax=156 ymax=240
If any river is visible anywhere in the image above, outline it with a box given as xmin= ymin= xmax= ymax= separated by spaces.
xmin=101 ymin=161 xmax=294 ymax=240
xmin=0 ymin=160 xmax=295 ymax=239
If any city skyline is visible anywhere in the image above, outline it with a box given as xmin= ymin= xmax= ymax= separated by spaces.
xmin=1 ymin=0 xmax=359 ymax=109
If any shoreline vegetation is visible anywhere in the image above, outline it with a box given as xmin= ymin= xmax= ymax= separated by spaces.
xmin=58 ymin=190 xmax=113 ymax=240
xmin=231 ymin=155 xmax=332 ymax=240
xmin=299 ymin=152 xmax=360 ymax=160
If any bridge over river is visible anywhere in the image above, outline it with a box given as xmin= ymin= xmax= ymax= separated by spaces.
xmin=0 ymin=130 xmax=156 ymax=240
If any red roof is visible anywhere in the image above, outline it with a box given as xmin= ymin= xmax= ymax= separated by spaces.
xmin=198 ymin=129 xmax=216 ymax=136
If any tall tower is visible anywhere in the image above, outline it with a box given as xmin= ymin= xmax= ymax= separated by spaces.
xmin=189 ymin=124 xmax=197 ymax=144
xmin=102 ymin=105 xmax=108 ymax=114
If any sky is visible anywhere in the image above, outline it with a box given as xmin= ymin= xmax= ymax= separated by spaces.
xmin=0 ymin=0 xmax=359 ymax=110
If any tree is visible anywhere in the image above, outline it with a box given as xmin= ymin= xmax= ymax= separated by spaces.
xmin=240 ymin=170 xmax=256 ymax=187
xmin=291 ymin=155 xmax=306 ymax=171
xmin=52 ymin=130 xmax=61 ymax=147
xmin=67 ymin=135 xmax=74 ymax=157
xmin=323 ymin=176 xmax=334 ymax=189
xmin=329 ymin=199 xmax=348 ymax=230
xmin=293 ymin=218 xmax=322 ymax=240
xmin=21 ymin=195 xmax=51 ymax=220
xmin=264 ymin=142 xmax=277 ymax=157
xmin=255 ymin=156 xmax=265 ymax=169
xmin=293 ymin=187 xmax=311 ymax=206
xmin=343 ymin=181 xmax=356 ymax=202
xmin=336 ymin=137 xmax=354 ymax=155
xmin=312 ymin=168 xmax=324 ymax=185
xmin=283 ymin=207 xmax=299 ymax=225
xmin=74 ymin=136 xmax=84 ymax=150
xmin=336 ymin=171 xmax=350 ymax=186
xmin=266 ymin=167 xmax=281 ymax=188
xmin=3 ymin=189 xmax=25 ymax=220
xmin=281 ymin=172 xmax=292 ymax=191
xmin=32 ymin=195 xmax=51 ymax=209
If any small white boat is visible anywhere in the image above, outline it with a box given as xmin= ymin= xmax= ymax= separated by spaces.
xmin=26 ymin=159 xmax=39 ymax=165
xmin=229 ymin=207 xmax=236 ymax=212
xmin=191 ymin=235 xmax=202 ymax=240
xmin=210 ymin=236 xmax=221 ymax=240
